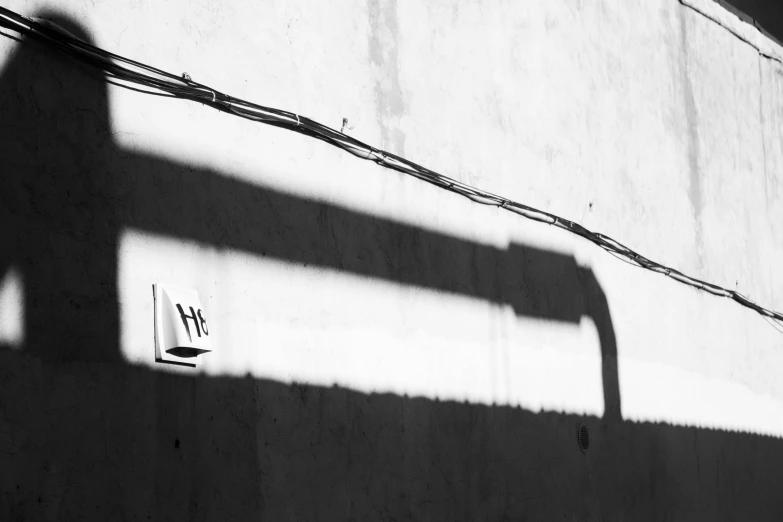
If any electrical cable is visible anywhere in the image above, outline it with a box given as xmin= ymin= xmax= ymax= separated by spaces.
xmin=1 ymin=5 xmax=782 ymax=329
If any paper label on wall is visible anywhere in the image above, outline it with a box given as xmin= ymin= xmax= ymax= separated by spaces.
xmin=154 ymin=283 xmax=211 ymax=365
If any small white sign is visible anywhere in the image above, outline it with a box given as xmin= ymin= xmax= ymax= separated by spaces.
xmin=154 ymin=283 xmax=211 ymax=366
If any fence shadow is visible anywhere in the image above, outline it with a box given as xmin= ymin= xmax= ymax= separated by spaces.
xmin=1 ymin=14 xmax=782 ymax=521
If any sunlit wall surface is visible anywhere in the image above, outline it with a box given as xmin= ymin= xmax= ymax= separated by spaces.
xmin=2 ymin=0 xmax=783 ymax=519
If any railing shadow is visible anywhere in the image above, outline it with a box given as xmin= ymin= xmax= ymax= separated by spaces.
xmin=1 ymin=13 xmax=782 ymax=520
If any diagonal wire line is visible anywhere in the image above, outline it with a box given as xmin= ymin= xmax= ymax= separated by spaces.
xmin=1 ymin=5 xmax=782 ymax=329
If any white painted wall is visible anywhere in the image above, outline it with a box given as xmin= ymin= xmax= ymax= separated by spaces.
xmin=2 ymin=0 xmax=783 ymax=518
xmin=16 ymin=0 xmax=781 ymax=431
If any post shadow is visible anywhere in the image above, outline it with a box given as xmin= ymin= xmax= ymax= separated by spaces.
xmin=0 ymin=13 xmax=781 ymax=520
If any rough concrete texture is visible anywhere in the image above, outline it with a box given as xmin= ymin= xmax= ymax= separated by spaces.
xmin=1 ymin=0 xmax=783 ymax=519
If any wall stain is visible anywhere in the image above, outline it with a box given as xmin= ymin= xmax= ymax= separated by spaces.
xmin=367 ymin=0 xmax=406 ymax=155
xmin=757 ymin=56 xmax=770 ymax=209
xmin=679 ymin=10 xmax=704 ymax=269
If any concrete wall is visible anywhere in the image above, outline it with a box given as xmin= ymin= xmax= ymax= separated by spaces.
xmin=1 ymin=0 xmax=783 ymax=519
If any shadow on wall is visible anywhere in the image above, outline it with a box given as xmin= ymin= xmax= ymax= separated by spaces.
xmin=0 ymin=13 xmax=782 ymax=521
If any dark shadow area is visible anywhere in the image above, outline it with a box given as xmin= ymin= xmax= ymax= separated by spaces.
xmin=719 ymin=0 xmax=783 ymax=44
xmin=1 ymin=14 xmax=782 ymax=520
